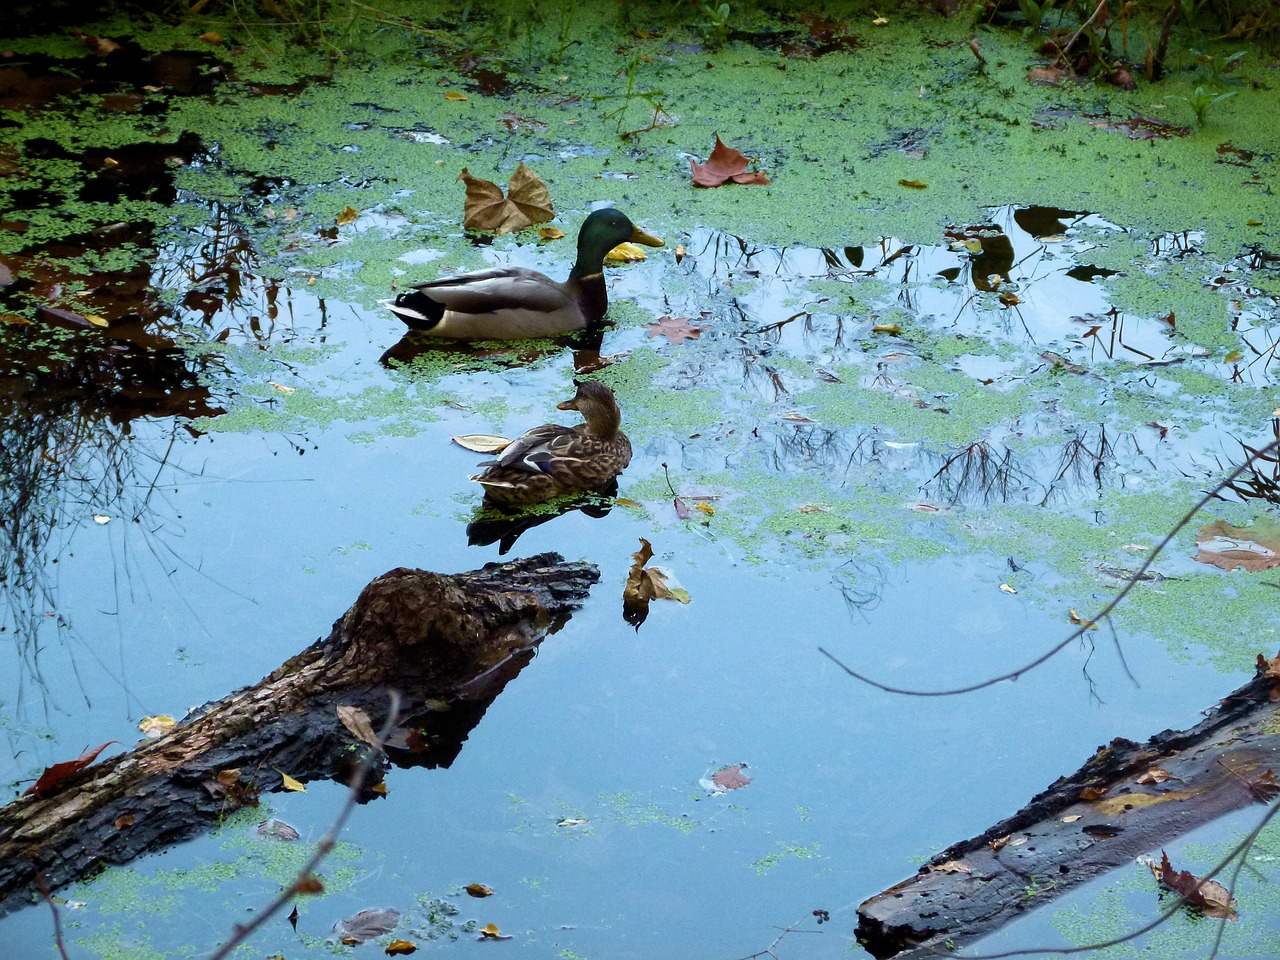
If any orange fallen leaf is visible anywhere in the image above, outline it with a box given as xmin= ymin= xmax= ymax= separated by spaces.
xmin=1195 ymin=517 xmax=1280 ymax=572
xmin=712 ymin=763 xmax=751 ymax=790
xmin=385 ymin=940 xmax=417 ymax=955
xmin=25 ymin=742 xmax=118 ymax=798
xmin=336 ymin=206 xmax=358 ymax=226
xmin=465 ymin=883 xmax=494 ymax=898
xmin=295 ymin=875 xmax=324 ymax=894
xmin=690 ymin=134 xmax=770 ymax=188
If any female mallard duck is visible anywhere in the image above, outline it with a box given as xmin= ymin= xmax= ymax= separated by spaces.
xmin=472 ymin=380 xmax=632 ymax=506
xmin=385 ymin=208 xmax=663 ymax=340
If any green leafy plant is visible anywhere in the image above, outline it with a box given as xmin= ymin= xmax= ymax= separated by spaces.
xmin=1183 ymin=85 xmax=1237 ymax=127
xmin=701 ymin=2 xmax=732 ymax=50
xmin=590 ymin=52 xmax=673 ymax=140
xmin=1193 ymin=48 xmax=1246 ymax=84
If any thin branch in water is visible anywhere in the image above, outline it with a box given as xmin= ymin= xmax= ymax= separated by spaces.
xmin=946 ymin=799 xmax=1280 ymax=960
xmin=38 ymin=875 xmax=71 ymax=960
xmin=820 ymin=439 xmax=1280 ymax=697
xmin=206 ymin=691 xmax=401 ymax=960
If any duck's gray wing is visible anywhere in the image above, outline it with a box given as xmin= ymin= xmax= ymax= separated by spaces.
xmin=410 ymin=268 xmax=572 ymax=315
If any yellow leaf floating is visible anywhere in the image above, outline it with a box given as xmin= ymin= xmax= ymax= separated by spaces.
xmin=464 ymin=883 xmax=494 ymax=897
xmin=139 ymin=715 xmax=177 ymax=738
xmin=445 ymin=90 xmax=468 ymax=101
xmin=479 ymin=923 xmax=503 ymax=939
xmin=604 ymin=241 xmax=649 ymax=264
xmin=279 ymin=771 xmax=307 ymax=792
xmin=695 ymin=501 xmax=715 ymax=516
xmin=451 ymin=434 xmax=511 ymax=454
xmin=199 ymin=30 xmax=224 ymax=44
xmin=85 ymin=314 xmax=109 ymax=327
xmin=336 ymin=206 xmax=358 ymax=226
xmin=898 ymin=178 xmax=927 ymax=189
xmin=872 ymin=323 xmax=901 ymax=334
xmin=538 ymin=226 xmax=566 ymax=240
xmin=385 ymin=940 xmax=418 ymax=955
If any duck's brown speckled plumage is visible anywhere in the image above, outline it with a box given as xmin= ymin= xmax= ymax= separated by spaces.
xmin=471 ymin=381 xmax=632 ymax=506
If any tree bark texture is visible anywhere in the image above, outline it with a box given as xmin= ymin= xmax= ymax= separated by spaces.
xmin=857 ymin=668 xmax=1280 ymax=958
xmin=0 ymin=553 xmax=599 ymax=916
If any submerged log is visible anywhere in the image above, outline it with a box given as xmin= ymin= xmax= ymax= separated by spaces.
xmin=0 ymin=553 xmax=599 ymax=916
xmin=856 ymin=667 xmax=1279 ymax=958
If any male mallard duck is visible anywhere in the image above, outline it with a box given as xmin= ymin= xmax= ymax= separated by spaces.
xmin=471 ymin=380 xmax=632 ymax=506
xmin=385 ymin=208 xmax=663 ymax=340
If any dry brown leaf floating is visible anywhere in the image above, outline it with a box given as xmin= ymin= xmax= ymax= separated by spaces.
xmin=1194 ymin=517 xmax=1280 ymax=572
xmin=464 ymin=883 xmax=494 ymax=898
xmin=623 ymin=537 xmax=691 ymax=629
xmin=712 ymin=763 xmax=752 ymax=790
xmin=385 ymin=940 xmax=418 ymax=956
xmin=690 ymin=134 xmax=770 ymax=188
xmin=458 ymin=162 xmax=554 ymax=235
xmin=1152 ymin=850 xmax=1238 ymax=920
xmin=337 ymin=704 xmax=381 ymax=748
xmin=647 ymin=314 xmax=708 ymax=344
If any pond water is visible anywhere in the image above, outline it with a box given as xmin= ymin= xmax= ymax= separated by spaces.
xmin=3 ymin=7 xmax=1280 ymax=960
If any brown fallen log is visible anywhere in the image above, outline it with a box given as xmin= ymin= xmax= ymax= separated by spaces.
xmin=0 ymin=553 xmax=599 ymax=916
xmin=856 ymin=666 xmax=1279 ymax=959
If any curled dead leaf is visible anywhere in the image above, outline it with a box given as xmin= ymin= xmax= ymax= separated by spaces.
xmin=1152 ymin=850 xmax=1237 ymax=920
xmin=690 ymin=134 xmax=770 ymax=188
xmin=458 ymin=162 xmax=553 ymax=235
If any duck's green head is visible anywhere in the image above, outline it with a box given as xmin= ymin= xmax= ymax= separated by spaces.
xmin=575 ymin=208 xmax=664 ymax=271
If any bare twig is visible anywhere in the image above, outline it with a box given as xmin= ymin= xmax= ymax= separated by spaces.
xmin=37 ymin=875 xmax=71 ymax=960
xmin=820 ymin=439 xmax=1280 ymax=697
xmin=206 ymin=691 xmax=401 ymax=960
xmin=946 ymin=799 xmax=1280 ymax=960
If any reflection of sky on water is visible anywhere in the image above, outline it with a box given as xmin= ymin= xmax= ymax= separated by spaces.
xmin=1 ymin=204 xmax=1274 ymax=958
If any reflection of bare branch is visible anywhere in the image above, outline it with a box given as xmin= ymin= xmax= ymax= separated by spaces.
xmin=820 ymin=438 xmax=1280 ymax=698
xmin=1219 ymin=422 xmax=1280 ymax=505
xmin=1039 ymin=426 xmax=1115 ymax=504
xmin=0 ymin=339 xmax=221 ymax=762
xmin=831 ymin=560 xmax=887 ymax=622
xmin=735 ymin=911 xmax=825 ymax=960
xmin=923 ymin=441 xmax=1036 ymax=505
